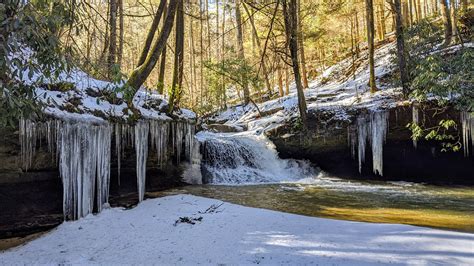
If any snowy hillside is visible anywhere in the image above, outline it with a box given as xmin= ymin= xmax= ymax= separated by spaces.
xmin=207 ymin=42 xmax=405 ymax=132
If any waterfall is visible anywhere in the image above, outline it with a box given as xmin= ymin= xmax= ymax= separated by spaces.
xmin=461 ymin=111 xmax=474 ymax=157
xmin=198 ymin=131 xmax=316 ymax=184
xmin=19 ymin=118 xmax=196 ymax=219
xmin=353 ymin=110 xmax=389 ymax=176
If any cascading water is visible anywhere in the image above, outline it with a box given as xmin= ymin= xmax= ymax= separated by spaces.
xmin=197 ymin=131 xmax=316 ymax=184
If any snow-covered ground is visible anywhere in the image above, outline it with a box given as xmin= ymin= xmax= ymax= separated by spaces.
xmin=1 ymin=195 xmax=473 ymax=265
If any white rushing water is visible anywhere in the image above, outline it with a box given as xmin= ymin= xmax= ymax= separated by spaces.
xmin=19 ymin=118 xmax=196 ymax=219
xmin=197 ymin=131 xmax=316 ymax=185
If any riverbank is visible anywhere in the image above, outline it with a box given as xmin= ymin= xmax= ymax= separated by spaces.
xmin=1 ymin=194 xmax=473 ymax=265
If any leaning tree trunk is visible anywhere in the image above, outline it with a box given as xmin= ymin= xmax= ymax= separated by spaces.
xmin=235 ymin=0 xmax=250 ymax=105
xmin=440 ymin=0 xmax=452 ymax=46
xmin=168 ymin=0 xmax=185 ymax=113
xmin=365 ymin=0 xmax=377 ymax=93
xmin=126 ymin=1 xmax=178 ymax=93
xmin=137 ymin=0 xmax=167 ymax=67
xmin=243 ymin=3 xmax=273 ymax=96
xmin=283 ymin=0 xmax=308 ymax=128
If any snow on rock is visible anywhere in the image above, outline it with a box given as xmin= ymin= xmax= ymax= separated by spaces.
xmin=1 ymin=195 xmax=473 ymax=265
xmin=19 ymin=64 xmax=196 ymax=122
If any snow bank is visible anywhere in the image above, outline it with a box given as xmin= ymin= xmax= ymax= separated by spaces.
xmin=1 ymin=195 xmax=473 ymax=265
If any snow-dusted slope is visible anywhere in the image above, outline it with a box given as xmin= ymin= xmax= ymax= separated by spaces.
xmin=1 ymin=195 xmax=473 ymax=265
xmin=208 ymin=43 xmax=404 ymax=132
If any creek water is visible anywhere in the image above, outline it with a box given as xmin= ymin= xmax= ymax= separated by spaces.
xmin=152 ymin=176 xmax=474 ymax=232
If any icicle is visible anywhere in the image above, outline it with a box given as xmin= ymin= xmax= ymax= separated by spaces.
xmin=370 ymin=111 xmax=389 ymax=176
xmin=461 ymin=111 xmax=474 ymax=157
xmin=181 ymin=138 xmax=202 ymax=184
xmin=135 ymin=121 xmax=149 ymax=202
xmin=57 ymin=121 xmax=112 ymax=220
xmin=357 ymin=115 xmax=368 ymax=173
xmin=115 ymin=123 xmax=121 ymax=186
xmin=412 ymin=105 xmax=419 ymax=149
xmin=19 ymin=118 xmax=37 ymax=170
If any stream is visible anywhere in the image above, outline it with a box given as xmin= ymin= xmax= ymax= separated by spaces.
xmin=152 ymin=176 xmax=474 ymax=232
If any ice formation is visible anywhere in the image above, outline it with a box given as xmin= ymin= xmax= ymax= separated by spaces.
xmin=20 ymin=119 xmax=113 ymax=220
xmin=197 ymin=131 xmax=316 ymax=184
xmin=58 ymin=121 xmax=112 ymax=219
xmin=412 ymin=105 xmax=419 ymax=149
xmin=370 ymin=111 xmax=389 ymax=176
xmin=461 ymin=111 xmax=474 ymax=157
xmin=353 ymin=111 xmax=389 ymax=176
xmin=135 ymin=122 xmax=149 ymax=202
xmin=181 ymin=139 xmax=203 ymax=185
xmin=19 ymin=118 xmax=196 ymax=219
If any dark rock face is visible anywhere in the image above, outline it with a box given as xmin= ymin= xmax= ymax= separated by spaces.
xmin=268 ymin=105 xmax=474 ymax=186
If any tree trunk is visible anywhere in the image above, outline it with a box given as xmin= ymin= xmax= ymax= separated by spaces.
xmin=126 ymin=1 xmax=178 ymax=93
xmin=365 ymin=0 xmax=377 ymax=93
xmin=392 ymin=0 xmax=410 ymax=96
xmin=156 ymin=0 xmax=169 ymax=95
xmin=168 ymin=0 xmax=184 ymax=112
xmin=285 ymin=66 xmax=290 ymax=95
xmin=278 ymin=60 xmax=284 ymax=97
xmin=235 ymin=0 xmax=250 ymax=105
xmin=283 ymin=0 xmax=308 ymax=128
xmin=117 ymin=0 xmax=124 ymax=70
xmin=107 ymin=0 xmax=117 ymax=79
xmin=243 ymin=3 xmax=273 ymax=95
xmin=440 ymin=0 xmax=452 ymax=46
xmin=297 ymin=0 xmax=309 ymax=88
xmin=137 ymin=0 xmax=167 ymax=67
xmin=416 ymin=0 xmax=422 ymax=20
xmin=377 ymin=0 xmax=386 ymax=40
xmin=200 ymin=0 xmax=205 ymax=108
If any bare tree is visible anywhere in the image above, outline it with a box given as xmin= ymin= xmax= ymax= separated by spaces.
xmin=283 ymin=0 xmax=308 ymax=128
xmin=168 ymin=0 xmax=185 ymax=112
xmin=126 ymin=0 xmax=178 ymax=93
xmin=365 ymin=0 xmax=377 ymax=93
xmin=235 ymin=0 xmax=250 ymax=105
